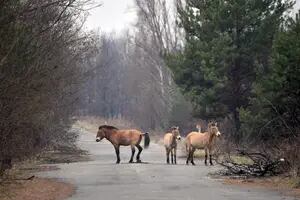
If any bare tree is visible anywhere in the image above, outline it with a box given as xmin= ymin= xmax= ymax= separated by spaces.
xmin=0 ymin=0 xmax=98 ymax=174
xmin=77 ymin=0 xmax=192 ymax=132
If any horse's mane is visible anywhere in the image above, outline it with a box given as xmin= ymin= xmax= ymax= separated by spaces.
xmin=99 ymin=125 xmax=119 ymax=130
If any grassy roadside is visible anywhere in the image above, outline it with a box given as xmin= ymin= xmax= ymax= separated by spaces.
xmin=175 ymin=140 xmax=300 ymax=199
xmin=0 ymin=177 xmax=75 ymax=200
xmin=222 ymin=176 xmax=300 ymax=198
xmin=210 ymin=154 xmax=300 ymax=199
xmin=0 ymin=138 xmax=90 ymax=200
xmin=0 ymin=156 xmax=75 ymax=200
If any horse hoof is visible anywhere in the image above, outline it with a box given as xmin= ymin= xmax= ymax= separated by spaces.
xmin=136 ymin=159 xmax=142 ymax=163
xmin=129 ymin=160 xmax=133 ymax=163
xmin=116 ymin=160 xmax=120 ymax=164
xmin=191 ymin=162 xmax=195 ymax=166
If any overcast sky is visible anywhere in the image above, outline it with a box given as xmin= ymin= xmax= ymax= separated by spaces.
xmin=292 ymin=0 xmax=300 ymax=15
xmin=85 ymin=0 xmax=137 ymax=33
xmin=85 ymin=0 xmax=300 ymax=33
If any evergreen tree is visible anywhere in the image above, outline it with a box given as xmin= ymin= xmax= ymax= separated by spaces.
xmin=240 ymin=10 xmax=300 ymax=141
xmin=167 ymin=0 xmax=293 ymax=137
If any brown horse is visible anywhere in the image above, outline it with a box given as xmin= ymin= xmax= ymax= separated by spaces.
xmin=163 ymin=126 xmax=181 ymax=164
xmin=186 ymin=122 xmax=221 ymax=165
xmin=96 ymin=125 xmax=150 ymax=164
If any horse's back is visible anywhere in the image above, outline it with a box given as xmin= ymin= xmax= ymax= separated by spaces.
xmin=186 ymin=131 xmax=209 ymax=149
xmin=185 ymin=131 xmax=198 ymax=144
xmin=116 ymin=129 xmax=142 ymax=146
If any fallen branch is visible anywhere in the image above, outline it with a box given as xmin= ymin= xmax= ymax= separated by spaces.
xmin=216 ymin=149 xmax=285 ymax=177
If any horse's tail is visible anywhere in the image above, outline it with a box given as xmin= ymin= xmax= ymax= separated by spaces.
xmin=143 ymin=132 xmax=150 ymax=149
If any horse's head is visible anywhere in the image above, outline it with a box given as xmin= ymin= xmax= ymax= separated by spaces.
xmin=96 ymin=125 xmax=118 ymax=142
xmin=208 ymin=122 xmax=221 ymax=137
xmin=96 ymin=126 xmax=106 ymax=142
xmin=171 ymin=126 xmax=181 ymax=140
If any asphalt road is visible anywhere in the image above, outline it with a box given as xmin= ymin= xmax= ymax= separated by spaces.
xmin=39 ymin=128 xmax=296 ymax=200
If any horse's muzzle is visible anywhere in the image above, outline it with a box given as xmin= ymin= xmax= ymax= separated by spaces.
xmin=96 ymin=137 xmax=101 ymax=142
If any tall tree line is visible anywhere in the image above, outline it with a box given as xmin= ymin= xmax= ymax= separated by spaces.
xmin=0 ymin=0 xmax=98 ymax=173
xmin=80 ymin=32 xmax=193 ymax=131
xmin=167 ymin=0 xmax=295 ymax=139
xmin=80 ymin=0 xmax=193 ymax=132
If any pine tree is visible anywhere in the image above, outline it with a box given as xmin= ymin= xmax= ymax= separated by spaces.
xmin=167 ymin=0 xmax=293 ymax=137
xmin=240 ymin=10 xmax=300 ymax=140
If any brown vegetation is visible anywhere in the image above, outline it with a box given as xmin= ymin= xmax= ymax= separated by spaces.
xmin=223 ymin=176 xmax=300 ymax=199
xmin=0 ymin=178 xmax=74 ymax=200
xmin=0 ymin=0 xmax=98 ymax=175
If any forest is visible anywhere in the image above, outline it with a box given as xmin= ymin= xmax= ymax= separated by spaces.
xmin=0 ymin=0 xmax=299 ymax=181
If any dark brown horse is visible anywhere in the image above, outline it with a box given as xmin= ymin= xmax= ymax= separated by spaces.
xmin=96 ymin=125 xmax=150 ymax=164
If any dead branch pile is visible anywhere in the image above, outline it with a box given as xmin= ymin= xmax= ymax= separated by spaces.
xmin=217 ymin=149 xmax=286 ymax=177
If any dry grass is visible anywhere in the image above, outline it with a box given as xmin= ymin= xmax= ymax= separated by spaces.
xmin=0 ymin=142 xmax=88 ymax=200
xmin=0 ymin=158 xmax=74 ymax=200
xmin=224 ymin=176 xmax=300 ymax=198
xmin=229 ymin=155 xmax=254 ymax=165
xmin=74 ymin=116 xmax=166 ymax=143
xmin=74 ymin=116 xmax=137 ymax=133
xmin=0 ymin=178 xmax=74 ymax=200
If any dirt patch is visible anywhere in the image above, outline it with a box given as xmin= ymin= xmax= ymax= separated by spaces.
xmin=223 ymin=176 xmax=300 ymax=199
xmin=0 ymin=144 xmax=89 ymax=200
xmin=0 ymin=178 xmax=74 ymax=200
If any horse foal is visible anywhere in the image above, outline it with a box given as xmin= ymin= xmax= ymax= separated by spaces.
xmin=163 ymin=126 xmax=181 ymax=164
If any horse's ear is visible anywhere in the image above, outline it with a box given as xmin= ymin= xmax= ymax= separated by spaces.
xmin=208 ymin=122 xmax=212 ymax=127
xmin=210 ymin=120 xmax=217 ymax=126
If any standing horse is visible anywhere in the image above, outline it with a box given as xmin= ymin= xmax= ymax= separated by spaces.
xmin=186 ymin=122 xmax=221 ymax=165
xmin=163 ymin=126 xmax=181 ymax=164
xmin=96 ymin=125 xmax=150 ymax=164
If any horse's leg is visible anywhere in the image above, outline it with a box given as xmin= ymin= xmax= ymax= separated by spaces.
xmin=174 ymin=147 xmax=177 ymax=165
xmin=136 ymin=144 xmax=143 ymax=163
xmin=204 ymin=148 xmax=208 ymax=166
xmin=166 ymin=147 xmax=170 ymax=164
xmin=114 ymin=145 xmax=121 ymax=164
xmin=191 ymin=148 xmax=196 ymax=165
xmin=186 ymin=146 xmax=191 ymax=165
xmin=129 ymin=145 xmax=135 ymax=163
xmin=170 ymin=147 xmax=174 ymax=164
xmin=186 ymin=151 xmax=190 ymax=165
xmin=209 ymin=148 xmax=213 ymax=166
